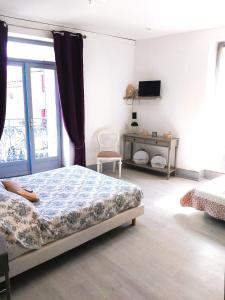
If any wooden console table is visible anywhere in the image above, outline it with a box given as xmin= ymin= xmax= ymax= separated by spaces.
xmin=123 ymin=133 xmax=179 ymax=179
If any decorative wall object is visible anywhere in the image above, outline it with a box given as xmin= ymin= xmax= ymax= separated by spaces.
xmin=124 ymin=84 xmax=136 ymax=99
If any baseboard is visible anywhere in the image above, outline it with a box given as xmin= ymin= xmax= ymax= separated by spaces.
xmin=87 ymin=164 xmax=225 ymax=182
xmin=175 ymin=168 xmax=204 ymax=181
xmin=88 ymin=164 xmax=201 ymax=181
xmin=204 ymin=169 xmax=225 ymax=180
xmin=87 ymin=162 xmax=113 ymax=172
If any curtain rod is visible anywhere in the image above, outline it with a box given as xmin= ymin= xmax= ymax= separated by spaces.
xmin=0 ymin=14 xmax=136 ymax=42
xmin=0 ymin=15 xmax=87 ymax=39
xmin=52 ymin=30 xmax=86 ymax=39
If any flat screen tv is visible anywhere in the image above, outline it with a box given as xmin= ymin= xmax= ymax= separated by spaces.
xmin=138 ymin=81 xmax=161 ymax=97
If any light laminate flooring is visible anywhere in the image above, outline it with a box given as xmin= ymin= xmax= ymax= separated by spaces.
xmin=5 ymin=168 xmax=225 ymax=300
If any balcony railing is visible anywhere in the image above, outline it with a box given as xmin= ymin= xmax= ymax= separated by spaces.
xmin=0 ymin=118 xmax=48 ymax=163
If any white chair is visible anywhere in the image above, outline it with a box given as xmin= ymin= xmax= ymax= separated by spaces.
xmin=97 ymin=130 xmax=122 ymax=178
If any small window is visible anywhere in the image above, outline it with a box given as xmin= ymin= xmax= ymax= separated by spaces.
xmin=7 ymin=40 xmax=55 ymax=62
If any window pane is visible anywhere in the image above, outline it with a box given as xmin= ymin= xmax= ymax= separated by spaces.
xmin=0 ymin=65 xmax=27 ymax=163
xmin=7 ymin=41 xmax=55 ymax=62
xmin=30 ymin=68 xmax=58 ymax=159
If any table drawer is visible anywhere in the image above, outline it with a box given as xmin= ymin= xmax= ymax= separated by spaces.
xmin=145 ymin=140 xmax=170 ymax=147
xmin=125 ymin=137 xmax=146 ymax=144
xmin=125 ymin=137 xmax=134 ymax=142
xmin=124 ymin=136 xmax=171 ymax=147
xmin=134 ymin=138 xmax=146 ymax=144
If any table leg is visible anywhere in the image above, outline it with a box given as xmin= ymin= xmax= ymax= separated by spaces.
xmin=123 ymin=137 xmax=126 ymax=162
xmin=131 ymin=141 xmax=134 ymax=160
xmin=174 ymin=145 xmax=178 ymax=176
xmin=167 ymin=146 xmax=171 ymax=180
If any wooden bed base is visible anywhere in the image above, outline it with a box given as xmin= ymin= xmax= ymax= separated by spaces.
xmin=7 ymin=204 xmax=144 ymax=279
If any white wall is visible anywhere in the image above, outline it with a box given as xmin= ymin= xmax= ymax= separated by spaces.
xmin=63 ymin=34 xmax=135 ymax=165
xmin=6 ymin=16 xmax=225 ymax=172
xmin=63 ymin=35 xmax=135 ymax=165
xmin=83 ymin=35 xmax=135 ymax=165
xmin=4 ymin=18 xmax=135 ymax=166
xmin=134 ymin=27 xmax=225 ymax=172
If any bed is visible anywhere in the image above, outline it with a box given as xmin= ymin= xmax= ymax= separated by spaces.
xmin=180 ymin=175 xmax=225 ymax=221
xmin=0 ymin=165 xmax=144 ymax=279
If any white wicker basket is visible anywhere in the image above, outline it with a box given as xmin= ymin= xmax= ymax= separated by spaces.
xmin=151 ymin=155 xmax=166 ymax=169
xmin=133 ymin=150 xmax=149 ymax=165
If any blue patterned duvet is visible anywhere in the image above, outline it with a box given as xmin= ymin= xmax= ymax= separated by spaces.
xmin=0 ymin=166 xmax=143 ymax=255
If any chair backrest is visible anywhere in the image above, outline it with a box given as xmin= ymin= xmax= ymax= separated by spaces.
xmin=97 ymin=130 xmax=119 ymax=152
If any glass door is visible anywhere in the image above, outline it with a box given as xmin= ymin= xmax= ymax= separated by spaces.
xmin=0 ymin=62 xmax=61 ymax=178
xmin=27 ymin=64 xmax=61 ymax=174
xmin=0 ymin=64 xmax=30 ymax=178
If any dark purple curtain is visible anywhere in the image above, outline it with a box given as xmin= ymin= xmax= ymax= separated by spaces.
xmin=0 ymin=21 xmax=8 ymax=139
xmin=52 ymin=31 xmax=86 ymax=166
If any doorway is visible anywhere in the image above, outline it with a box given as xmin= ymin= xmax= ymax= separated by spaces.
xmin=0 ymin=45 xmax=61 ymax=178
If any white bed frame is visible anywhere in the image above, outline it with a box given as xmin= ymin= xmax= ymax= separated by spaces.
xmin=8 ymin=204 xmax=144 ymax=279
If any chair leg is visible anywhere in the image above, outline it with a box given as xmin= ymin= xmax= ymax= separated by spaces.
xmin=97 ymin=161 xmax=100 ymax=173
xmin=118 ymin=160 xmax=122 ymax=178
xmin=113 ymin=161 xmax=116 ymax=173
xmin=100 ymin=163 xmax=103 ymax=173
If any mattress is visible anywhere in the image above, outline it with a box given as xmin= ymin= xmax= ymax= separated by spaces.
xmin=0 ymin=166 xmax=143 ymax=260
xmin=180 ymin=175 xmax=225 ymax=221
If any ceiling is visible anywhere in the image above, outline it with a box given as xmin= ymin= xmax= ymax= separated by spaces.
xmin=1 ymin=0 xmax=225 ymax=40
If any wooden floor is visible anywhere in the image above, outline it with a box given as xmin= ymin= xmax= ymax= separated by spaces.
xmin=5 ymin=168 xmax=225 ymax=300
